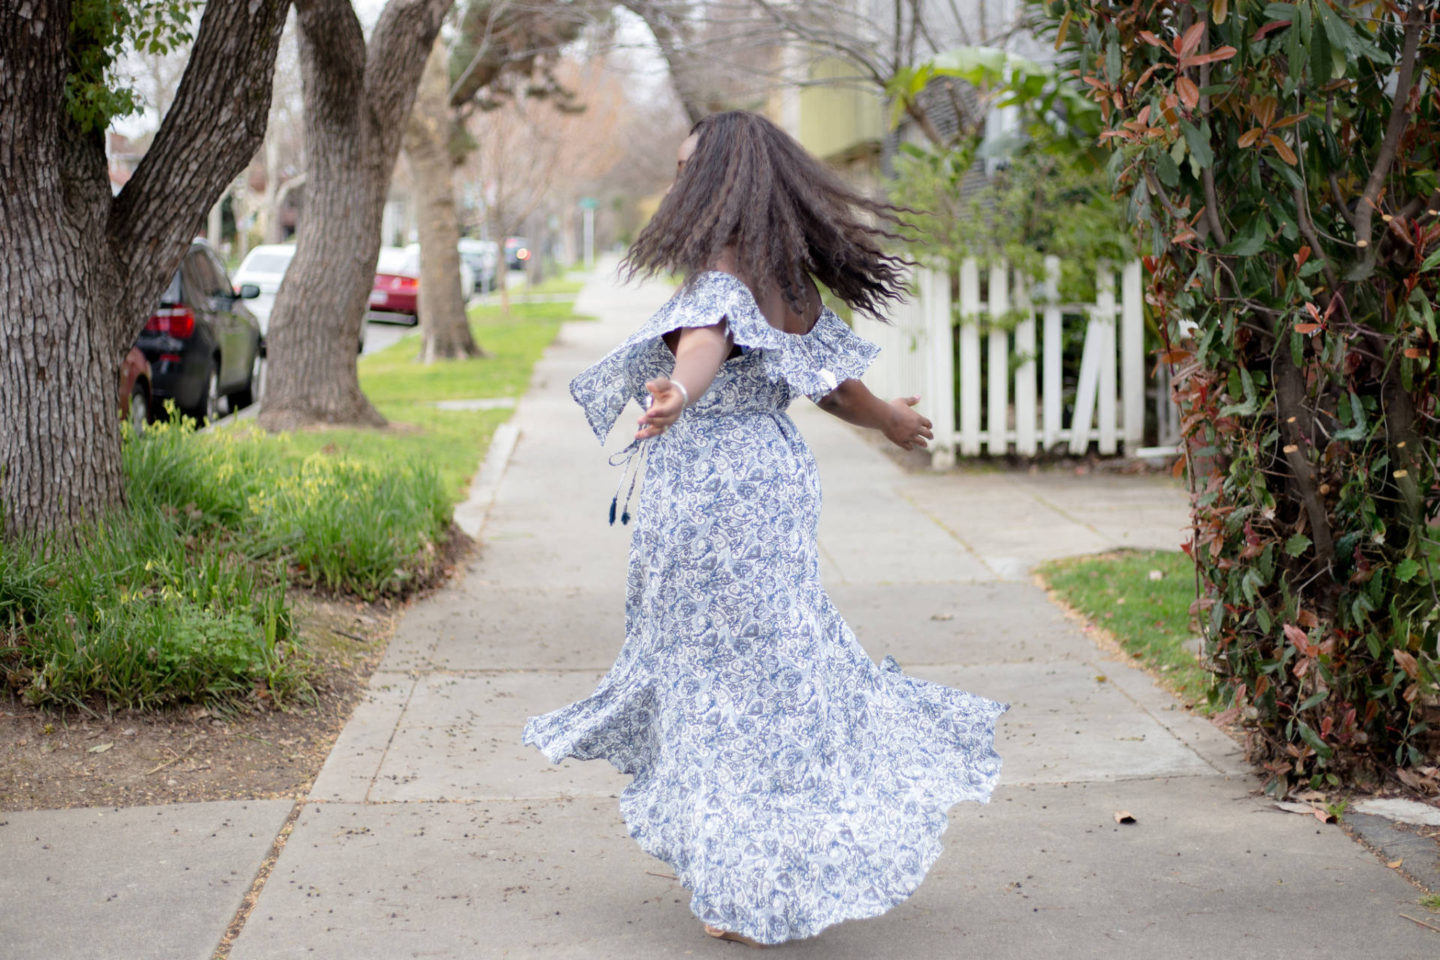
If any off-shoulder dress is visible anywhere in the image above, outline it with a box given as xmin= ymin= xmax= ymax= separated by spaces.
xmin=523 ymin=271 xmax=1005 ymax=944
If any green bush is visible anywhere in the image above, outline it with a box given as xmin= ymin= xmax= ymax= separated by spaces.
xmin=1042 ymin=0 xmax=1440 ymax=786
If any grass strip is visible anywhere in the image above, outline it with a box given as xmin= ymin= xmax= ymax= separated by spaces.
xmin=265 ymin=302 xmax=574 ymax=502
xmin=1037 ymin=549 xmax=1212 ymax=708
xmin=0 ymin=299 xmax=580 ymax=709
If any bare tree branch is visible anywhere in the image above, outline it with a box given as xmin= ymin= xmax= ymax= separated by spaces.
xmin=1352 ymin=4 xmax=1424 ymax=257
xmin=111 ymin=0 xmax=289 ymax=316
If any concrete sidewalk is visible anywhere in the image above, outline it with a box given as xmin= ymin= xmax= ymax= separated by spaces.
xmin=6 ymin=261 xmax=1434 ymax=959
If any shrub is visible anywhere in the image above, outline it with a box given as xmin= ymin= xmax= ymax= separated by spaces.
xmin=1041 ymin=0 xmax=1440 ymax=787
xmin=887 ymin=46 xmax=1131 ymax=301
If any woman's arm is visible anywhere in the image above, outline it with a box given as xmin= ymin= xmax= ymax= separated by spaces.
xmin=817 ymin=379 xmax=934 ymax=450
xmin=635 ymin=322 xmax=732 ymax=439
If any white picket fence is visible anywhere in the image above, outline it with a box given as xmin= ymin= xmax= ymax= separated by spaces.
xmin=866 ymin=257 xmax=1150 ymax=468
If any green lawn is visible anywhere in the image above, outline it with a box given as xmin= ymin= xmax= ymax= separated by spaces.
xmin=258 ymin=301 xmax=580 ymax=503
xmin=513 ymin=272 xmax=587 ymax=296
xmin=1037 ymin=549 xmax=1212 ymax=707
xmin=1 ymin=300 xmax=582 ymax=709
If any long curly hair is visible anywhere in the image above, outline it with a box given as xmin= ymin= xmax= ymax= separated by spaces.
xmin=621 ymin=111 xmax=913 ymax=319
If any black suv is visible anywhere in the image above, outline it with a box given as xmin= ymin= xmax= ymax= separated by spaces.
xmin=137 ymin=241 xmax=263 ymax=423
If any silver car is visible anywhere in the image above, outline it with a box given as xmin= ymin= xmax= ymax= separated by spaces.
xmin=233 ymin=243 xmax=364 ymax=353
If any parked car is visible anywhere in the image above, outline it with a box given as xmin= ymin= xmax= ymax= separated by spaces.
xmin=233 ymin=243 xmax=364 ymax=353
xmin=503 ymin=236 xmax=531 ymax=270
xmin=457 ymin=238 xmax=499 ymax=293
xmin=231 ymin=243 xmax=294 ymax=338
xmin=135 ymin=240 xmax=263 ymax=423
xmin=368 ymin=245 xmax=474 ymax=325
xmin=119 ymin=346 xmax=152 ymax=434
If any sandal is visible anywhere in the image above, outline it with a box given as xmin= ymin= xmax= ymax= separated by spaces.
xmin=704 ymin=924 xmax=768 ymax=948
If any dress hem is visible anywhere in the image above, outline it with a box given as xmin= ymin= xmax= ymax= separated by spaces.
xmin=524 ymin=699 xmax=1007 ymax=945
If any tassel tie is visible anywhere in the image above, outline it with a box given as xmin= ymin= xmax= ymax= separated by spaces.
xmin=607 ymin=438 xmax=650 ymax=525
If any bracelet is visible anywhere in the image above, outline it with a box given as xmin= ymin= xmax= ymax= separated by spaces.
xmin=667 ymin=378 xmax=691 ymax=408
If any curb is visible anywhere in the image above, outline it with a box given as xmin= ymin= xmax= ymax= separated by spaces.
xmin=454 ymin=421 xmax=521 ymax=539
xmin=1343 ymin=812 xmax=1440 ymax=894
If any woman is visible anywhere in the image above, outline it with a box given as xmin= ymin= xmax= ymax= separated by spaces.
xmin=523 ymin=111 xmax=1005 ymax=946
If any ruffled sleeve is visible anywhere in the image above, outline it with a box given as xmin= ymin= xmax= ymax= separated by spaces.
xmin=569 ymin=271 xmax=880 ymax=442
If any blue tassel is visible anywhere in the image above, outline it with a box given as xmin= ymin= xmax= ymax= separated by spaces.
xmin=606 ymin=436 xmax=647 ymax=527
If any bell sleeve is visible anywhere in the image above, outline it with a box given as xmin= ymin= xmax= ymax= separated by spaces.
xmin=569 ymin=271 xmax=880 ymax=442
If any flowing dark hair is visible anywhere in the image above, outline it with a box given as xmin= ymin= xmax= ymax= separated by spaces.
xmin=621 ymin=110 xmax=913 ymax=319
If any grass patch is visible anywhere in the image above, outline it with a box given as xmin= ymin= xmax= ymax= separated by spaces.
xmin=267 ymin=303 xmax=573 ymax=502
xmin=1 ymin=299 xmax=578 ymax=710
xmin=510 ymin=271 xmax=586 ymax=297
xmin=1037 ymin=549 xmax=1212 ymax=707
xmin=1420 ymin=893 xmax=1440 ymax=912
xmin=0 ymin=473 xmax=305 ymax=711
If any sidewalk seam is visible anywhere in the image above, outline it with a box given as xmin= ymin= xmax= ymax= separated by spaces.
xmin=210 ymin=798 xmax=305 ymax=960
xmin=895 ymin=487 xmax=999 ymax=577
xmin=1089 ymin=656 xmax=1247 ymax=778
xmin=363 ymin=676 xmax=422 ymax=805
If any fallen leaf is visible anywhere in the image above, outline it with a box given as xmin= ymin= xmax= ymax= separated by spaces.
xmin=1095 ymin=674 xmax=1108 ymax=683
xmin=88 ymin=742 xmax=113 ymax=754
xmin=1387 ymin=858 xmax=1404 ymax=869
xmin=930 ymin=612 xmax=954 ymax=622
xmin=1114 ymin=810 xmax=1137 ymax=824
xmin=1272 ymin=801 xmax=1334 ymax=822
xmin=1395 ymin=767 xmax=1439 ymax=794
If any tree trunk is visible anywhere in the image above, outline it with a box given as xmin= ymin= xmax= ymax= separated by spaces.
xmin=0 ymin=0 xmax=287 ymax=542
xmin=260 ymin=0 xmax=452 ymax=431
xmin=0 ymin=120 xmax=124 ymax=543
xmin=404 ymin=38 xmax=482 ymax=363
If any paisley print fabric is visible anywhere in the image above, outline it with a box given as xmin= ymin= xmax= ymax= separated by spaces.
xmin=523 ymin=271 xmax=1006 ymax=944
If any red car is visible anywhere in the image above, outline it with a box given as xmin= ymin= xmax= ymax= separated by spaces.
xmin=119 ymin=346 xmax=152 ymax=434
xmin=367 ymin=245 xmax=474 ymax=325
xmin=368 ymin=247 xmax=421 ymax=323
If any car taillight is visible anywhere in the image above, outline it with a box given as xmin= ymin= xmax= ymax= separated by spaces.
xmin=145 ymin=305 xmax=195 ymax=338
xmin=399 ymin=276 xmax=419 ymax=289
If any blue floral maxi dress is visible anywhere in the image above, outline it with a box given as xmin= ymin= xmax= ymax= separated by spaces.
xmin=523 ymin=271 xmax=1006 ymax=944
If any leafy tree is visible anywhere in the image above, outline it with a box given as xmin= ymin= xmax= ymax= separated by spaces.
xmin=1043 ymin=0 xmax=1439 ymax=787
xmin=0 ymin=0 xmax=288 ymax=541
xmin=888 ymin=47 xmax=1130 ymax=302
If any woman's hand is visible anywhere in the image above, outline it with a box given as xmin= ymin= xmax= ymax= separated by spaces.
xmin=816 ymin=381 xmax=936 ymax=451
xmin=634 ymin=323 xmax=730 ymax=440
xmin=636 ymin=379 xmax=687 ymax=439
xmin=882 ymin=396 xmax=933 ymax=450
